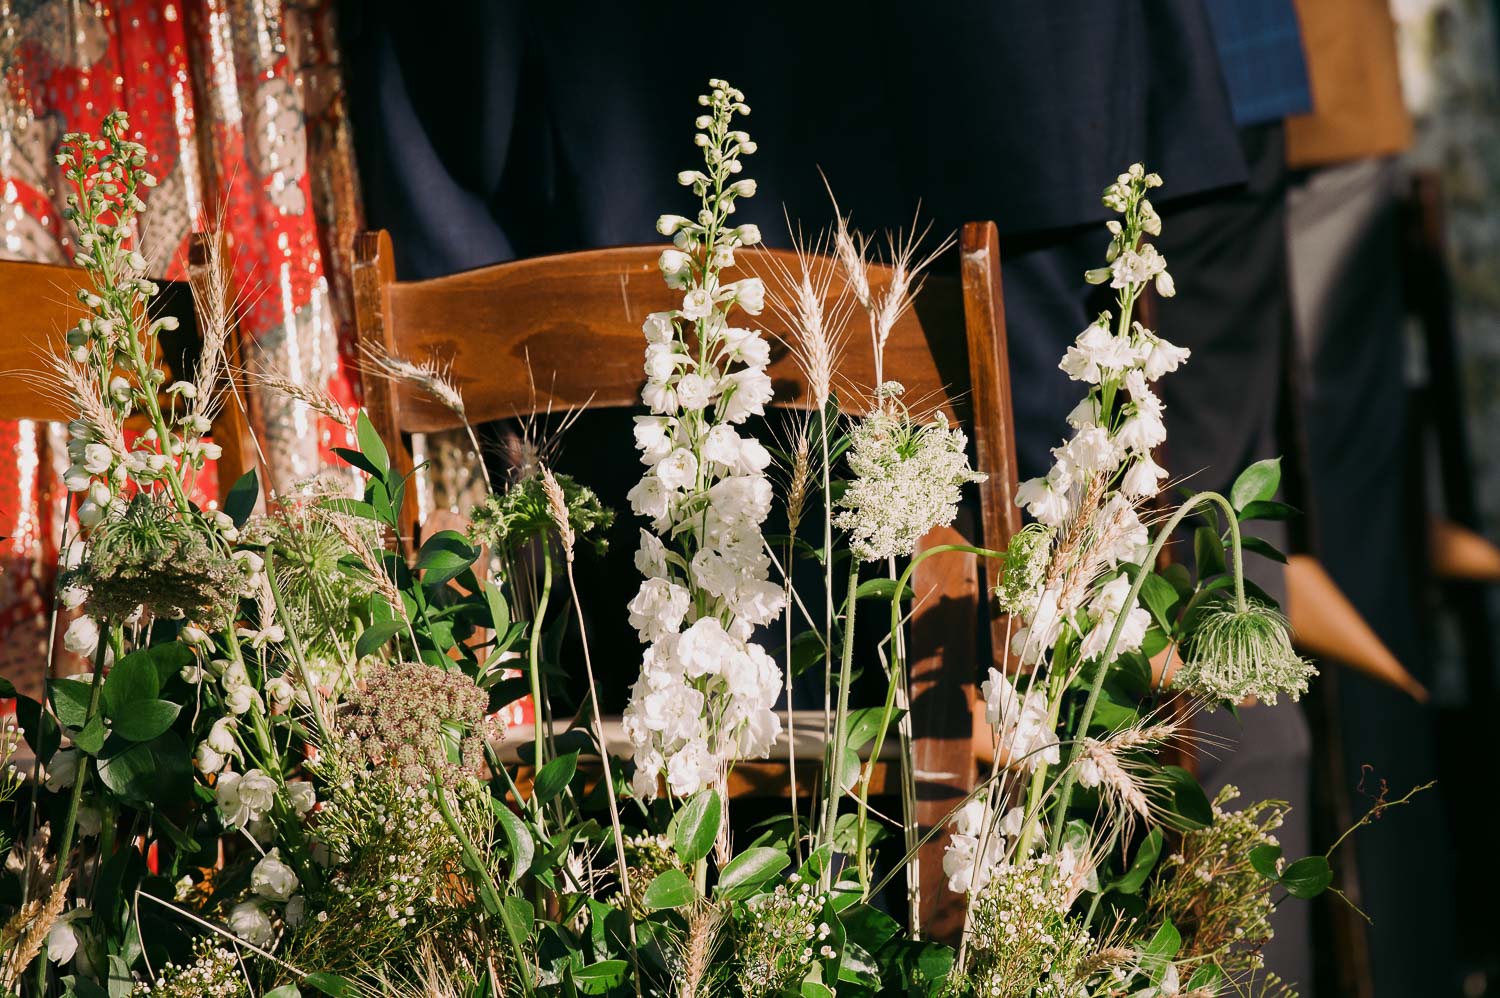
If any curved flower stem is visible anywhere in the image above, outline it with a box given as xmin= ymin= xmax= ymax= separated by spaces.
xmin=854 ymin=543 xmax=1003 ymax=898
xmin=527 ymin=536 xmax=555 ymax=824
xmin=1046 ymin=490 xmax=1243 ymax=856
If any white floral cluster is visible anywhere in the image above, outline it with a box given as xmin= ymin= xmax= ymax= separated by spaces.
xmin=979 ymin=668 xmax=1060 ymax=773
xmin=1007 ymin=165 xmax=1189 ymax=668
xmin=622 ymin=81 xmax=785 ymax=799
xmin=942 ymin=797 xmax=1026 ymax=895
xmin=834 ymin=386 xmax=986 ymax=562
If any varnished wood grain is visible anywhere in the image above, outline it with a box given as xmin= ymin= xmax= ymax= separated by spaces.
xmin=0 ymin=246 xmax=250 ymax=495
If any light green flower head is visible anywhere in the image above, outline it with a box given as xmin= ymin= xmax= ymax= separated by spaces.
xmin=1173 ymin=601 xmax=1316 ymax=707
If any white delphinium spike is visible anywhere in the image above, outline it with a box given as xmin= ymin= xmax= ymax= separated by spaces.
xmin=622 ymin=81 xmax=785 ymax=800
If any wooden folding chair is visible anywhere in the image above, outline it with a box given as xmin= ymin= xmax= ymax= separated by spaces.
xmin=0 ymin=233 xmax=256 ymax=493
xmin=351 ymin=223 xmax=1022 ymax=937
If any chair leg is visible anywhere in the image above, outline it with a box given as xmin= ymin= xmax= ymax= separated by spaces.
xmin=909 ymin=524 xmax=979 ymax=942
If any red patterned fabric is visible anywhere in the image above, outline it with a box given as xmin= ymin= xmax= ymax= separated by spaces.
xmin=0 ymin=0 xmax=361 ymax=695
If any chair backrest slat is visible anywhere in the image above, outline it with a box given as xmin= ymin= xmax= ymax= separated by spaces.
xmin=0 ymin=235 xmax=253 ymax=491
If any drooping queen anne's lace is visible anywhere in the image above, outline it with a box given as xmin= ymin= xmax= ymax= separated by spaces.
xmin=622 ymin=81 xmax=785 ymax=798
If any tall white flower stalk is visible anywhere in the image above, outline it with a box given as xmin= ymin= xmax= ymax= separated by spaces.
xmin=621 ymin=81 xmax=785 ymax=804
xmin=949 ymin=165 xmax=1191 ymax=959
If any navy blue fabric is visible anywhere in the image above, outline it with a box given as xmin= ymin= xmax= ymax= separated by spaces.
xmin=341 ymin=0 xmax=1248 ymax=280
xmin=1200 ymin=0 xmax=1312 ymax=125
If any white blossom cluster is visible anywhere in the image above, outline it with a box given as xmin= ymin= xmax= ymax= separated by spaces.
xmin=979 ymin=667 xmax=1060 ymax=773
xmin=1006 ymin=165 xmax=1188 ymax=669
xmin=942 ymin=797 xmax=1026 ymax=895
xmin=622 ymin=81 xmax=786 ymax=799
xmin=834 ymin=386 xmax=986 ymax=562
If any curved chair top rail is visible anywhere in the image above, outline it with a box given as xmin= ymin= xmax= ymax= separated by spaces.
xmin=353 ymin=232 xmax=973 ymax=435
xmin=0 ymin=255 xmax=204 ymax=424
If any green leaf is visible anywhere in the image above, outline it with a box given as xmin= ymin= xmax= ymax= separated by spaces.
xmin=788 ymin=630 xmax=826 ymax=677
xmin=641 ymin=868 xmax=697 ymax=910
xmin=1239 ymin=534 xmax=1288 ymax=564
xmin=263 ymin=986 xmax=302 ymax=998
xmin=103 ymin=649 xmax=160 ymax=715
xmin=416 ymin=530 xmax=479 ymax=588
xmin=50 ymin=677 xmax=94 ymax=730
xmin=223 ymin=468 xmax=260 ymax=527
xmin=332 ymin=446 xmax=384 ymax=479
xmin=844 ymin=706 xmax=901 ymax=751
xmin=571 ymin=960 xmax=628 ymax=994
xmin=1143 ymin=918 xmax=1181 ymax=964
xmin=1137 ymin=572 xmax=1180 ymax=633
xmin=532 ymin=751 xmax=578 ymax=806
xmin=110 ymin=700 xmax=181 ymax=742
xmin=355 ymin=620 xmax=404 ymax=659
xmin=485 ymin=584 xmax=511 ymax=634
xmin=1230 ymin=457 xmax=1281 ymax=511
xmin=1160 ymin=765 xmax=1213 ymax=830
xmin=1193 ymin=526 xmax=1226 ymax=578
xmin=355 ymin=410 xmax=389 ymax=475
xmin=491 ymin=800 xmax=535 ymax=887
xmin=1109 ymin=827 xmax=1163 ymax=894
xmin=73 ymin=715 xmax=108 ymax=755
xmin=302 ymin=972 xmax=356 ymax=996
xmin=14 ymin=693 xmax=60 ymax=762
xmin=715 ymin=847 xmax=790 ymax=900
xmin=500 ymin=895 xmax=534 ymax=948
xmin=1249 ymin=843 xmax=1283 ymax=881
xmin=1280 ymin=855 xmax=1334 ymax=899
xmin=801 ymin=984 xmax=836 ymax=998
xmin=96 ymin=732 xmax=191 ymax=804
xmin=147 ymin=642 xmax=194 ymax=687
xmin=1238 ymin=499 xmax=1298 ymax=522
xmin=673 ymin=789 xmax=722 ymax=866
xmin=854 ymin=578 xmax=914 ymax=602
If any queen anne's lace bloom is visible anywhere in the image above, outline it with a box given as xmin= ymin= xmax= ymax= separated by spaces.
xmin=834 ymin=389 xmax=986 ymax=562
xmin=622 ymin=81 xmax=785 ymax=799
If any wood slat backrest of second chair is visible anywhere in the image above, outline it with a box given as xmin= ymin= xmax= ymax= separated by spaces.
xmin=352 ymin=224 xmax=1022 ymax=939
xmin=0 ymin=233 xmax=256 ymax=493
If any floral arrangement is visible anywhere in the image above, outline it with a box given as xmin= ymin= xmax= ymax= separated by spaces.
xmin=0 ymin=86 xmax=1415 ymax=998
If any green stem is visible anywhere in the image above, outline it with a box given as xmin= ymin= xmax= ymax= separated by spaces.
xmin=52 ymin=626 xmax=118 ymax=882
xmin=1047 ymin=490 xmax=1243 ymax=855
xmin=527 ymin=537 xmax=554 ymax=807
xmin=855 ymin=544 xmax=1003 ymax=897
xmin=820 ymin=558 xmax=860 ymax=888
xmin=35 ymin=625 xmax=116 ymax=993
xmin=433 ymin=782 xmax=533 ymax=997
